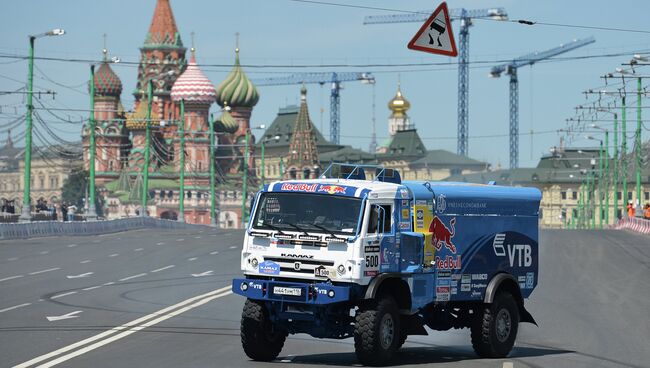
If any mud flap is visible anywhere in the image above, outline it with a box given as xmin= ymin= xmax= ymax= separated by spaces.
xmin=519 ymin=305 xmax=537 ymax=326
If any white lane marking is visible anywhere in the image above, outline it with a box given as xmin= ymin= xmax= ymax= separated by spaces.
xmin=92 ymin=240 xmax=101 ymax=243
xmin=503 ymin=362 xmax=514 ymax=368
xmin=102 ymin=282 xmax=115 ymax=286
xmin=150 ymin=265 xmax=175 ymax=273
xmin=209 ymin=251 xmax=219 ymax=255
xmin=51 ymin=291 xmax=78 ymax=300
xmin=0 ymin=275 xmax=24 ymax=283
xmin=46 ymin=311 xmax=83 ymax=322
xmin=8 ymin=257 xmax=19 ymax=261
xmin=194 ymin=236 xmax=201 ymax=239
xmin=0 ymin=303 xmax=31 ymax=313
xmin=67 ymin=244 xmax=78 ymax=248
xmin=187 ymin=257 xmax=198 ymax=261
xmin=28 ymin=268 xmax=61 ymax=276
xmin=39 ymin=251 xmax=49 ymax=255
xmin=176 ymin=238 xmax=185 ymax=242
xmin=134 ymin=248 xmax=144 ymax=252
xmin=80 ymin=260 xmax=91 ymax=264
xmin=156 ymin=242 xmax=165 ymax=246
xmin=108 ymin=253 xmax=119 ymax=257
xmin=229 ymin=246 xmax=237 ymax=249
xmin=66 ymin=272 xmax=93 ymax=279
xmin=118 ymin=273 xmax=147 ymax=282
xmin=191 ymin=270 xmax=214 ymax=277
xmin=82 ymin=285 xmax=102 ymax=291
xmin=14 ymin=286 xmax=232 ymax=368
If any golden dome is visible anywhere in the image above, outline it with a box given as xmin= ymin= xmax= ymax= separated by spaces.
xmin=125 ymin=100 xmax=161 ymax=130
xmin=388 ymin=85 xmax=410 ymax=117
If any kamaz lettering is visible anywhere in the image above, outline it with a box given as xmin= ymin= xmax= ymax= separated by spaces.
xmin=233 ymin=163 xmax=540 ymax=365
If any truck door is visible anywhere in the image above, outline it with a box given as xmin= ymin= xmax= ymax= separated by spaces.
xmin=364 ymin=201 xmax=397 ymax=274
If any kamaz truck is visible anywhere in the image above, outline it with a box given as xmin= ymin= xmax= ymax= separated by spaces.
xmin=232 ymin=164 xmax=541 ymax=365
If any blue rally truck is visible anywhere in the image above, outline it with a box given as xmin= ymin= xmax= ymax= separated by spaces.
xmin=232 ymin=164 xmax=541 ymax=365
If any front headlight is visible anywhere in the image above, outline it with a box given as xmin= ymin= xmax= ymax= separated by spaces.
xmin=337 ymin=264 xmax=346 ymax=275
xmin=251 ymin=258 xmax=259 ymax=268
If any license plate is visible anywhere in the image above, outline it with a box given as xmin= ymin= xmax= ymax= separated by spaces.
xmin=273 ymin=286 xmax=302 ymax=297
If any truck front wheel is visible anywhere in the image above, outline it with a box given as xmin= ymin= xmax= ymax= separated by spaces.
xmin=354 ymin=296 xmax=401 ymax=366
xmin=241 ymin=299 xmax=287 ymax=361
xmin=470 ymin=292 xmax=520 ymax=358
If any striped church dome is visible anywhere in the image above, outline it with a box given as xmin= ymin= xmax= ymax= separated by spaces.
xmin=215 ymin=48 xmax=259 ymax=108
xmin=93 ymin=61 xmax=122 ymax=97
xmin=171 ymin=51 xmax=216 ymax=105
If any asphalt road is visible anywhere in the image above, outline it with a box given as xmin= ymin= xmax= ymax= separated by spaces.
xmin=0 ymin=228 xmax=648 ymax=368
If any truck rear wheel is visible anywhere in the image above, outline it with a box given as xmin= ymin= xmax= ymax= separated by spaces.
xmin=354 ymin=296 xmax=401 ymax=366
xmin=470 ymin=292 xmax=519 ymax=358
xmin=241 ymin=299 xmax=287 ymax=361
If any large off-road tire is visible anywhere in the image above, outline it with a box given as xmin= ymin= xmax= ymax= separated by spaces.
xmin=470 ymin=292 xmax=520 ymax=358
xmin=241 ymin=299 xmax=287 ymax=361
xmin=354 ymin=296 xmax=401 ymax=366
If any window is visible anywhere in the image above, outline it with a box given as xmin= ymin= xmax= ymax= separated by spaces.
xmin=628 ymin=192 xmax=633 ymax=200
xmin=561 ymin=191 xmax=567 ymax=200
xmin=645 ymin=191 xmax=649 ymax=201
xmin=617 ymin=191 xmax=622 ymax=200
xmin=368 ymin=204 xmax=392 ymax=234
xmin=572 ymin=209 xmax=578 ymax=217
xmin=252 ymin=192 xmax=362 ymax=235
xmin=572 ymin=191 xmax=577 ymax=200
xmin=303 ymin=168 xmax=310 ymax=179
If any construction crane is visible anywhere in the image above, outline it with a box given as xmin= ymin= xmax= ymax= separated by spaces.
xmin=254 ymin=72 xmax=375 ymax=145
xmin=489 ymin=36 xmax=595 ymax=169
xmin=364 ymin=7 xmax=508 ymax=157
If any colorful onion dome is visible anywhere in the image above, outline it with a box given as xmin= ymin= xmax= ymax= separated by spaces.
xmin=125 ymin=99 xmax=160 ymax=130
xmin=171 ymin=50 xmax=216 ymax=104
xmin=216 ymin=105 xmax=239 ymax=134
xmin=215 ymin=48 xmax=259 ymax=108
xmin=388 ymin=83 xmax=410 ymax=117
xmin=93 ymin=51 xmax=122 ymax=97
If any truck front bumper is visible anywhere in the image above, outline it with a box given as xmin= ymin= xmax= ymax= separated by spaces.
xmin=232 ymin=278 xmax=351 ymax=304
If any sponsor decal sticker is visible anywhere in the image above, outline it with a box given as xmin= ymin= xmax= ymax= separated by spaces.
xmin=429 ymin=217 xmax=457 ymax=253
xmin=402 ymin=209 xmax=410 ymax=219
xmin=451 ymin=287 xmax=457 ymax=295
xmin=318 ymin=184 xmax=347 ymax=195
xmin=400 ymin=222 xmax=410 ymax=230
xmin=435 ymin=255 xmax=461 ymax=270
xmin=451 ymin=273 xmax=461 ymax=281
xmin=364 ymin=270 xmax=379 ymax=277
xmin=416 ymin=200 xmax=427 ymax=205
xmin=493 ymin=233 xmax=533 ymax=267
xmin=436 ymin=194 xmax=446 ymax=213
xmin=437 ymin=278 xmax=451 ymax=286
xmin=518 ymin=275 xmax=526 ymax=283
xmin=472 ymin=273 xmax=488 ymax=280
xmin=400 ymin=188 xmax=409 ymax=199
xmin=258 ymin=261 xmax=280 ymax=275
xmin=461 ymin=283 xmax=471 ymax=292
xmin=437 ymin=270 xmax=452 ymax=278
xmin=461 ymin=274 xmax=471 ymax=283
xmin=364 ymin=245 xmax=380 ymax=253
xmin=281 ymin=183 xmax=318 ymax=192
xmin=472 ymin=282 xmax=487 ymax=289
xmin=526 ymin=272 xmax=535 ymax=289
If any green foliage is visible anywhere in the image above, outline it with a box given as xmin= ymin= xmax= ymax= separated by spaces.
xmin=61 ymin=169 xmax=104 ymax=217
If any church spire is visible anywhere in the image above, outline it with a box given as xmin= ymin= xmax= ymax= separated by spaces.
xmin=286 ymin=87 xmax=320 ymax=179
xmin=143 ymin=0 xmax=183 ymax=48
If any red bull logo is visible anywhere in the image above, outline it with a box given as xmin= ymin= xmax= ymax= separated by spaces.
xmin=318 ymin=185 xmax=347 ymax=195
xmin=429 ymin=216 xmax=457 ymax=253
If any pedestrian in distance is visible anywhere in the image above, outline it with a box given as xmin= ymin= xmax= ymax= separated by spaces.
xmin=644 ymin=203 xmax=650 ymax=220
xmin=61 ymin=203 xmax=68 ymax=222
xmin=627 ymin=202 xmax=635 ymax=218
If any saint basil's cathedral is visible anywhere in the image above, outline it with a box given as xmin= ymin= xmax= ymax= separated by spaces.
xmin=82 ymin=0 xmax=262 ymax=226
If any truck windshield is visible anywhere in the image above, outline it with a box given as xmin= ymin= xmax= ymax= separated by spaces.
xmin=252 ymin=192 xmax=363 ymax=235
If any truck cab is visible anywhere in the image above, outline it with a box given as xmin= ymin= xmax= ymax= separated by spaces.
xmin=232 ymin=164 xmax=541 ymax=365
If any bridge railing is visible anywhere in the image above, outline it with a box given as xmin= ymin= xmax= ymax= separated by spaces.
xmin=0 ymin=217 xmax=211 ymax=241
xmin=614 ymin=217 xmax=650 ymax=235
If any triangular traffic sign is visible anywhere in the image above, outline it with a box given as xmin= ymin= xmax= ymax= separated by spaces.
xmin=407 ymin=2 xmax=458 ymax=57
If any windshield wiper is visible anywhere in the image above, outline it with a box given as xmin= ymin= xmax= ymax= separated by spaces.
xmin=284 ymin=222 xmax=311 ymax=236
xmin=307 ymin=223 xmax=346 ymax=240
xmin=261 ymin=221 xmax=286 ymax=235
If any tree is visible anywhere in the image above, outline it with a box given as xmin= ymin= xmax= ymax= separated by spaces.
xmin=61 ymin=168 xmax=104 ymax=217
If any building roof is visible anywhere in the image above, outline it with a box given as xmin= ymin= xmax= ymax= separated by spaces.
xmin=216 ymin=107 xmax=238 ymax=134
xmin=377 ymin=129 xmax=426 ymax=160
xmin=215 ymin=49 xmax=259 ymax=108
xmin=410 ymin=149 xmax=487 ymax=168
xmin=171 ymin=51 xmax=216 ymax=105
xmin=286 ymin=87 xmax=319 ymax=169
xmin=143 ymin=0 xmax=183 ymax=49
xmin=255 ymin=105 xmax=343 ymax=157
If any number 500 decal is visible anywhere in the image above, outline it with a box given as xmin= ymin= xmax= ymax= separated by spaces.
xmin=365 ymin=255 xmax=379 ymax=268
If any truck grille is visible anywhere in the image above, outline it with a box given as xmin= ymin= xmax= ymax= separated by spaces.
xmin=264 ymin=256 xmax=335 ymax=276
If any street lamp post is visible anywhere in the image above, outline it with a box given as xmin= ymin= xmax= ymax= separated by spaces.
xmin=250 ymin=124 xmax=266 ymax=189
xmin=621 ymin=96 xmax=628 ymax=217
xmin=241 ymin=131 xmax=250 ymax=228
xmin=591 ymin=125 xmax=610 ymax=225
xmin=87 ymin=65 xmax=98 ymax=221
xmin=209 ymin=113 xmax=216 ymax=227
xmin=178 ymin=100 xmax=185 ymax=222
xmin=19 ymin=29 xmax=65 ymax=222
xmin=635 ymin=76 xmax=643 ymax=216
xmin=141 ymin=80 xmax=153 ymax=217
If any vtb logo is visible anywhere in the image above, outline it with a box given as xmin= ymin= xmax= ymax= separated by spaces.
xmin=493 ymin=233 xmax=532 ymax=267
xmin=318 ymin=185 xmax=346 ymax=194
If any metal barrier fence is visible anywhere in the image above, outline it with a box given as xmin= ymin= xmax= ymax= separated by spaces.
xmin=614 ymin=217 xmax=650 ymax=235
xmin=0 ymin=217 xmax=211 ymax=241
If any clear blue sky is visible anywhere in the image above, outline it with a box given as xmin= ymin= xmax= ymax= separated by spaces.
xmin=1 ymin=0 xmax=649 ymax=168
